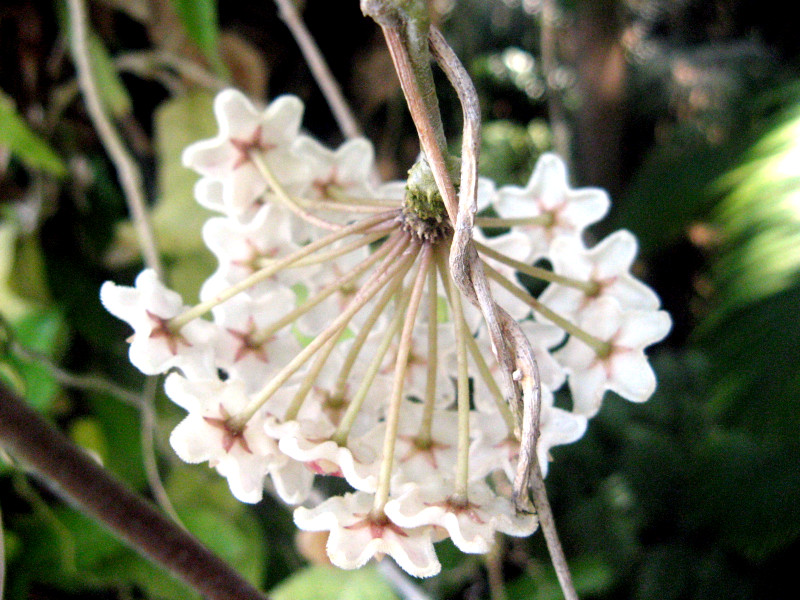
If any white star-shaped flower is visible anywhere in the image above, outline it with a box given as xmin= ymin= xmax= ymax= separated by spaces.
xmin=539 ymin=229 xmax=661 ymax=321
xmin=294 ymin=491 xmax=440 ymax=577
xmin=182 ymin=89 xmax=307 ymax=217
xmin=292 ymin=136 xmax=375 ymax=208
xmin=556 ymin=297 xmax=672 ymax=416
xmin=493 ymin=153 xmax=610 ymax=261
xmin=165 ymin=373 xmax=283 ymax=503
xmin=384 ymin=479 xmax=537 ymax=554
xmin=201 ymin=202 xmax=311 ymax=301
xmin=100 ymin=269 xmax=216 ymax=378
xmin=211 ymin=292 xmax=302 ymax=393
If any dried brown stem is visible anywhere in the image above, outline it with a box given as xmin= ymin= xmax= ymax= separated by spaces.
xmin=366 ymin=11 xmax=578 ymax=598
xmin=273 ymin=0 xmax=362 ymax=140
xmin=361 ymin=0 xmax=456 ymax=221
xmin=430 ymin=27 xmax=578 ymax=600
xmin=67 ymin=0 xmax=162 ymax=278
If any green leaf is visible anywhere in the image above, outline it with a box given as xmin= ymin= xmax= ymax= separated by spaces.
xmin=0 ymin=222 xmax=31 ymax=321
xmin=611 ymin=133 xmax=742 ymax=255
xmin=270 ymin=565 xmax=399 ymax=600
xmin=57 ymin=2 xmax=133 ymax=119
xmin=0 ymin=91 xmax=67 ymax=176
xmin=6 ymin=308 xmax=66 ymax=411
xmin=0 ymin=222 xmax=66 ymax=411
xmin=108 ymin=91 xmax=217 ymax=300
xmin=86 ymin=391 xmax=147 ymax=489
xmin=707 ymin=98 xmax=800 ymax=317
xmin=169 ymin=0 xmax=226 ymax=75
xmin=697 ymin=90 xmax=800 ymax=441
xmin=506 ymin=555 xmax=614 ymax=600
xmin=691 ymin=432 xmax=800 ymax=561
xmin=55 ymin=507 xmax=199 ymax=600
xmin=166 ymin=467 xmax=268 ymax=586
xmin=87 ymin=34 xmax=134 ymax=118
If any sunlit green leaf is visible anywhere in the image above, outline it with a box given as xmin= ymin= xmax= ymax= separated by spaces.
xmin=708 ymin=98 xmax=800 ymax=316
xmin=698 ymin=90 xmax=800 ymax=440
xmin=6 ymin=309 xmax=66 ymax=411
xmin=0 ymin=224 xmax=66 ymax=411
xmin=69 ymin=416 xmax=108 ymax=462
xmin=0 ymin=91 xmax=67 ymax=176
xmin=270 ymin=565 xmax=399 ymax=600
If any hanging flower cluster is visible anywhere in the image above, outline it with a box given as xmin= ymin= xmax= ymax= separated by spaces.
xmin=100 ymin=89 xmax=671 ymax=577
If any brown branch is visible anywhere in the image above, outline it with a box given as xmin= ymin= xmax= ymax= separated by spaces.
xmin=67 ymin=0 xmax=163 ymax=278
xmin=0 ymin=381 xmax=269 ymax=600
xmin=571 ymin=0 xmax=626 ymax=195
xmin=273 ymin=0 xmax=363 ymax=140
xmin=428 ymin=28 xmax=578 ymax=600
xmin=540 ymin=0 xmax=571 ymax=161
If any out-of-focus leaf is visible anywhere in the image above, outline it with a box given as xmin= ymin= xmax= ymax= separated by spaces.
xmin=632 ymin=544 xmax=692 ymax=600
xmin=5 ymin=308 xmax=65 ymax=411
xmin=0 ymin=222 xmax=30 ymax=321
xmin=708 ymin=98 xmax=800 ymax=317
xmin=57 ymin=2 xmax=132 ymax=119
xmin=5 ymin=508 xmax=72 ymax=598
xmin=68 ymin=416 xmax=108 ymax=462
xmin=698 ymin=92 xmax=800 ymax=440
xmin=270 ymin=565 xmax=399 ymax=600
xmin=167 ymin=251 xmax=218 ymax=304
xmin=478 ymin=119 xmax=547 ymax=186
xmin=55 ymin=507 xmax=198 ymax=599
xmin=0 ymin=220 xmax=65 ymax=410
xmin=611 ymin=133 xmax=741 ymax=254
xmin=691 ymin=432 xmax=800 ymax=561
xmin=506 ymin=555 xmax=614 ymax=600
xmin=0 ymin=92 xmax=67 ymax=176
xmin=166 ymin=467 xmax=267 ymax=585
xmin=108 ymin=91 xmax=217 ymax=300
xmin=86 ymin=392 xmax=147 ymax=489
xmin=170 ymin=0 xmax=226 ymax=75
xmin=87 ymin=35 xmax=133 ymax=118
xmin=699 ymin=282 xmax=800 ymax=440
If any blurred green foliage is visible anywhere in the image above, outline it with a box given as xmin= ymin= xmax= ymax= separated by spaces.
xmin=2 ymin=0 xmax=800 ymax=599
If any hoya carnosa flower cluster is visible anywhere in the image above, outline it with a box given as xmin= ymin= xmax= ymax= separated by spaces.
xmin=100 ymin=89 xmax=671 ymax=577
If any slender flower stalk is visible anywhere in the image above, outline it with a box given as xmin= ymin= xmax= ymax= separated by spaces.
xmin=475 ymin=240 xmax=599 ymax=295
xmin=167 ymin=211 xmax=396 ymax=331
xmin=448 ymin=258 xmax=472 ymax=503
xmin=482 ymin=262 xmax=612 ymax=357
xmin=373 ymin=244 xmax=433 ymax=512
xmin=236 ymin=239 xmax=420 ymax=426
xmin=331 ymin=286 xmax=413 ymax=445
xmin=418 ymin=266 xmax=439 ymax=442
xmin=249 ymin=150 xmax=343 ymax=231
xmin=250 ymin=231 xmax=405 ymax=345
xmin=332 ymin=266 xmax=409 ymax=400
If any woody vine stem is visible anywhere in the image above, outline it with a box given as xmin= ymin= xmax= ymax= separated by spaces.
xmin=361 ymin=1 xmax=578 ymax=598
